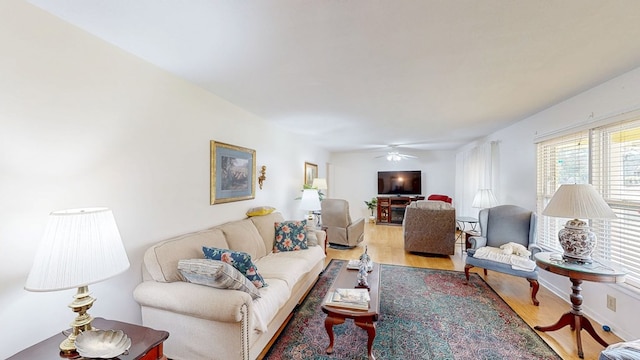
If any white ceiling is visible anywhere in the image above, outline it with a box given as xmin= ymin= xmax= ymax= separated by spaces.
xmin=27 ymin=0 xmax=640 ymax=152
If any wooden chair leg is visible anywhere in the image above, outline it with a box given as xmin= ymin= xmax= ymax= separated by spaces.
xmin=483 ymin=269 xmax=487 ymax=276
xmin=464 ymin=264 xmax=473 ymax=281
xmin=528 ymin=278 xmax=540 ymax=306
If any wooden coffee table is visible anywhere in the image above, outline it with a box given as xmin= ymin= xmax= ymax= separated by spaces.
xmin=321 ymin=261 xmax=381 ymax=360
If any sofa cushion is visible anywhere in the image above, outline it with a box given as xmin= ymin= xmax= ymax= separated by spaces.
xmin=246 ymin=206 xmax=276 ymax=217
xmin=144 ymin=228 xmax=229 ymax=282
xmin=252 ymin=278 xmax=290 ymax=333
xmin=305 ymin=225 xmax=318 ymax=246
xmin=178 ymin=259 xmax=260 ymax=300
xmin=255 ymin=247 xmax=324 ymax=289
xmin=273 ymin=220 xmax=309 ymax=252
xmin=249 ymin=212 xmax=285 ymax=254
xmin=203 ymin=246 xmax=268 ymax=288
xmin=218 ymin=219 xmax=267 ymax=260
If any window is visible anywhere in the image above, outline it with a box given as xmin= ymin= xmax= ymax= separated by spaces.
xmin=536 ymin=118 xmax=640 ymax=288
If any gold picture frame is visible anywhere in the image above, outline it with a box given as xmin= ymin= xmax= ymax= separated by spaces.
xmin=304 ymin=162 xmax=318 ymax=187
xmin=210 ymin=141 xmax=256 ymax=204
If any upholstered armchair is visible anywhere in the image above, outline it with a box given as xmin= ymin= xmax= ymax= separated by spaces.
xmin=464 ymin=204 xmax=541 ymax=305
xmin=321 ymin=199 xmax=365 ymax=248
xmin=403 ymin=200 xmax=456 ymax=255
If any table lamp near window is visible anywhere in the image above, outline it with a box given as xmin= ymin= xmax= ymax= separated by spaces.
xmin=300 ymin=189 xmax=321 ymax=225
xmin=542 ymin=184 xmax=616 ymax=263
xmin=25 ymin=208 xmax=130 ymax=354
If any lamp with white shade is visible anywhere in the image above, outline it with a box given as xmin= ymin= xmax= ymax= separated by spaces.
xmin=542 ymin=184 xmax=617 ymax=263
xmin=25 ymin=207 xmax=130 ymax=354
xmin=472 ymin=189 xmax=498 ymax=209
xmin=299 ymin=189 xmax=321 ymax=225
xmin=312 ymin=178 xmax=327 ymax=200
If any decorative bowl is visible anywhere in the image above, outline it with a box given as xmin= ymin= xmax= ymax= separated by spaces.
xmin=75 ymin=329 xmax=131 ymax=359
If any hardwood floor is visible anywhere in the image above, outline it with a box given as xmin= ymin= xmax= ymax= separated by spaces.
xmin=324 ymin=222 xmax=622 ymax=360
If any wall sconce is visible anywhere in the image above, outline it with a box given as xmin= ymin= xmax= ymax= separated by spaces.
xmin=258 ymin=165 xmax=266 ymax=189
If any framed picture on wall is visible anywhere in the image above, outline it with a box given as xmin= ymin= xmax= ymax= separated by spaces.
xmin=210 ymin=141 xmax=256 ymax=204
xmin=304 ymin=162 xmax=318 ymax=187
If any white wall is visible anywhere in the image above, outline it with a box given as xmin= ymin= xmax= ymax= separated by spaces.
xmin=0 ymin=2 xmax=328 ymax=358
xmin=329 ymin=149 xmax=456 ymax=220
xmin=479 ymin=66 xmax=640 ymax=340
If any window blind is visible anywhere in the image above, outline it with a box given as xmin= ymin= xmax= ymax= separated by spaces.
xmin=537 ymin=118 xmax=640 ymax=288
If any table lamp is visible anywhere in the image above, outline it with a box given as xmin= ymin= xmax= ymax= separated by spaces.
xmin=472 ymin=189 xmax=498 ymax=209
xmin=312 ymin=178 xmax=327 ymax=200
xmin=299 ymin=189 xmax=321 ymax=225
xmin=542 ymin=184 xmax=616 ymax=263
xmin=25 ymin=207 xmax=130 ymax=354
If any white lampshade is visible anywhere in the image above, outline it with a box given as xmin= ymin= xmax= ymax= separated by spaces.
xmin=25 ymin=207 xmax=130 ymax=292
xmin=299 ymin=189 xmax=321 ymax=211
xmin=312 ymin=178 xmax=328 ymax=190
xmin=543 ymin=184 xmax=616 ymax=263
xmin=472 ymin=189 xmax=498 ymax=209
xmin=542 ymin=184 xmax=617 ymax=219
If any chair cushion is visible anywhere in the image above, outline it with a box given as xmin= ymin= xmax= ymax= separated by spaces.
xmin=466 ymin=252 xmax=538 ymax=279
xmin=202 ymin=246 xmax=268 ymax=288
xmin=273 ymin=220 xmax=309 ymax=252
xmin=177 ymin=259 xmax=260 ymax=299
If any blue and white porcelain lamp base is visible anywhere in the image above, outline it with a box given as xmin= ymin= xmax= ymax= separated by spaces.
xmin=558 ymin=219 xmax=596 ymax=264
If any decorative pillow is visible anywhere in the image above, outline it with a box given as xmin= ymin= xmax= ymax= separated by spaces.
xmin=304 ymin=224 xmax=318 ymax=247
xmin=246 ymin=206 xmax=276 ymax=217
xmin=202 ymin=246 xmax=268 ymax=288
xmin=274 ymin=220 xmax=309 ymax=252
xmin=178 ymin=259 xmax=261 ymax=299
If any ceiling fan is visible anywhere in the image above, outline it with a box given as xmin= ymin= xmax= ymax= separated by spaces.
xmin=374 ymin=146 xmax=417 ymax=161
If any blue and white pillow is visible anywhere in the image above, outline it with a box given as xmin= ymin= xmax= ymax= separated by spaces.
xmin=202 ymin=246 xmax=267 ymax=288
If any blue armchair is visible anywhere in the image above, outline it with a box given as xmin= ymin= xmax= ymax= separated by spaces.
xmin=464 ymin=205 xmax=541 ymax=306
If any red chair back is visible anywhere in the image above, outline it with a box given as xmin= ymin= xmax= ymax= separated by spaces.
xmin=427 ymin=194 xmax=452 ymax=204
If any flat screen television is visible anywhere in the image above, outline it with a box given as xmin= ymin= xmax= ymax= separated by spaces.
xmin=377 ymin=170 xmax=422 ymax=195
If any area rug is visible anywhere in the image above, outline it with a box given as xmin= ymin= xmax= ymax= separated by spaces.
xmin=264 ymin=260 xmax=560 ymax=360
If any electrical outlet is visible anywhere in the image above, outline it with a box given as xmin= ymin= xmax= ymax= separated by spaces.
xmin=607 ymin=294 xmax=616 ymax=312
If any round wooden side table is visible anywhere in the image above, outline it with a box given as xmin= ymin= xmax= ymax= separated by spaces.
xmin=533 ymin=252 xmax=625 ymax=359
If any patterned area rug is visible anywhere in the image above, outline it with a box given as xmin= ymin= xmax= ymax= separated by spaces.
xmin=264 ymin=259 xmax=560 ymax=360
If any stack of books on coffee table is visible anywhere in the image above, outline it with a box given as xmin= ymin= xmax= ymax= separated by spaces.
xmin=324 ymin=288 xmax=370 ymax=310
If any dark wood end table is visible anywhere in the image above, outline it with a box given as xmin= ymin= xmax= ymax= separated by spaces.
xmin=321 ymin=262 xmax=381 ymax=360
xmin=533 ymin=252 xmax=625 ymax=359
xmin=7 ymin=317 xmax=169 ymax=360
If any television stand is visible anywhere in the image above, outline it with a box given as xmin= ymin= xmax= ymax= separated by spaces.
xmin=376 ymin=196 xmax=424 ymax=225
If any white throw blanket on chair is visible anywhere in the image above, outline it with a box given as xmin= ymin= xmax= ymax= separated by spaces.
xmin=473 ymin=246 xmax=537 ymax=271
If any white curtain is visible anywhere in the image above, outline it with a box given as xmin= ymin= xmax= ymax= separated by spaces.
xmin=455 ymin=141 xmax=498 ymax=217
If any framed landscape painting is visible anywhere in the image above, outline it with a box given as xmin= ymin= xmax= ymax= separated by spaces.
xmin=304 ymin=162 xmax=318 ymax=186
xmin=210 ymin=141 xmax=256 ymax=204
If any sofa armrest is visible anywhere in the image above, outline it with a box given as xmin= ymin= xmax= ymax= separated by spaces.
xmin=134 ymin=280 xmax=253 ymax=323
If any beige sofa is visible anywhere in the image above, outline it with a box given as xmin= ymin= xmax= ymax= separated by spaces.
xmin=402 ymin=200 xmax=456 ymax=255
xmin=133 ymin=212 xmax=326 ymax=360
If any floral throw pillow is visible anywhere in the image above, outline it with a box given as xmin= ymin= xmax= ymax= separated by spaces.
xmin=202 ymin=246 xmax=267 ymax=288
xmin=273 ymin=220 xmax=309 ymax=252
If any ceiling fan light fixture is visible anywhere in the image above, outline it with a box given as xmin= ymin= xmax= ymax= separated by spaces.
xmin=387 ymin=152 xmax=402 ymax=161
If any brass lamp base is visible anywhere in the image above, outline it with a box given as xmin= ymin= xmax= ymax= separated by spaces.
xmin=60 ymin=285 xmax=96 ymax=354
